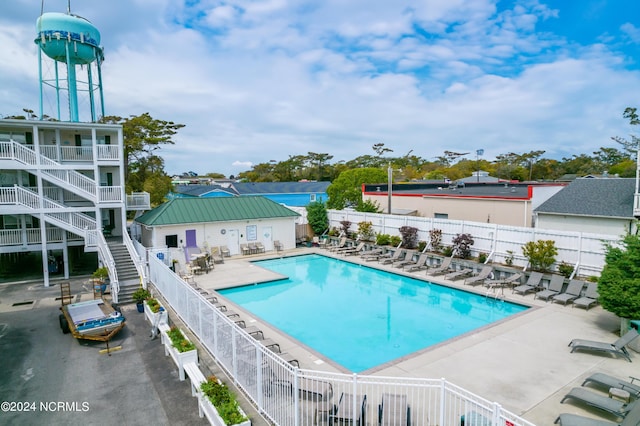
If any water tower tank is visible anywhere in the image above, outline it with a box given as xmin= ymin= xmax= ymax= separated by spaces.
xmin=34 ymin=12 xmax=105 ymax=122
xmin=36 ymin=12 xmax=101 ymax=64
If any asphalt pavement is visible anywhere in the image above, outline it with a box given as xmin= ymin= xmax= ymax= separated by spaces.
xmin=0 ymin=278 xmax=209 ymax=426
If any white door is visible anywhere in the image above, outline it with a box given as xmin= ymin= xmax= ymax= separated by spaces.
xmin=227 ymin=229 xmax=240 ymax=255
xmin=261 ymin=226 xmax=273 ymax=251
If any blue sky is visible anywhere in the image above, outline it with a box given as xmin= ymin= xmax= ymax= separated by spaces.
xmin=1 ymin=0 xmax=639 ymax=177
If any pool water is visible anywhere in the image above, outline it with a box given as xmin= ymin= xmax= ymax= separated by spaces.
xmin=219 ymin=254 xmax=528 ymax=372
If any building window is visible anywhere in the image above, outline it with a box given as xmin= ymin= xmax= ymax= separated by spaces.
xmin=434 ymin=213 xmax=448 ymax=219
xmin=165 ymin=235 xmax=178 ymax=248
xmin=310 ymin=194 xmax=317 ymax=202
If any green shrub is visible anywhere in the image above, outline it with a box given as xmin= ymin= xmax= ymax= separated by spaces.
xmin=357 ymin=221 xmax=376 ymax=242
xmin=417 ymin=241 xmax=427 ymax=252
xmin=389 ymin=235 xmax=402 ymax=247
xmin=522 ymin=240 xmax=558 ymax=272
xmin=557 ymin=261 xmax=574 ymax=278
xmin=306 ymin=201 xmax=328 ymax=235
xmin=376 ymin=234 xmax=391 ymax=246
xmin=167 ymin=326 xmax=195 ymax=353
xmin=505 ymin=250 xmax=515 ymax=266
xmin=478 ymin=252 xmax=488 ymax=264
xmin=201 ymin=376 xmax=248 ymax=425
xmin=442 ymin=246 xmax=454 ymax=257
xmin=146 ymin=297 xmax=161 ymax=313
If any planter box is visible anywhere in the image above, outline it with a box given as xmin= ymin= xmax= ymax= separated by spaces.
xmin=161 ymin=328 xmax=198 ymax=381
xmin=199 ymin=389 xmax=251 ymax=426
xmin=144 ymin=301 xmax=168 ymax=327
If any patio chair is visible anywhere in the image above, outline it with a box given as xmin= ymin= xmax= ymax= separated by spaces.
xmin=426 ymin=257 xmax=453 ymax=276
xmin=392 ymin=250 xmax=417 ymax=268
xmin=573 ymin=281 xmax=599 ymax=310
xmin=512 ymin=271 xmax=543 ymax=296
xmin=240 ymin=243 xmax=251 ymax=255
xmin=582 ymin=372 xmax=640 ymax=398
xmin=273 ymin=240 xmax=283 ymax=252
xmin=552 ymin=279 xmax=586 ymax=305
xmin=378 ymin=393 xmax=411 ymax=426
xmin=328 ymin=237 xmax=348 ymax=252
xmin=403 ymin=253 xmax=429 ymax=272
xmin=484 ymin=272 xmax=522 ymax=288
xmin=210 ymin=247 xmax=224 ymax=264
xmin=255 ymin=242 xmax=266 ymax=253
xmin=343 ymin=242 xmax=366 ymax=256
xmin=379 ymin=249 xmax=405 ymax=265
xmin=560 ymin=387 xmax=638 ymax=419
xmin=555 ymin=399 xmax=640 ymax=425
xmin=337 ymin=241 xmax=363 ymax=254
xmin=220 ymin=245 xmax=230 ymax=257
xmin=444 ymin=265 xmax=473 ymax=281
xmin=463 ymin=265 xmax=494 ymax=286
xmin=534 ymin=274 xmax=565 ymax=301
xmin=568 ymin=328 xmax=639 ymax=362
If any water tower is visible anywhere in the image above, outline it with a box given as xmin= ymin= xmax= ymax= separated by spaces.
xmin=35 ymin=9 xmax=105 ymax=122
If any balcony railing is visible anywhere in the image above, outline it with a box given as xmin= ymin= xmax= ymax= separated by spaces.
xmin=126 ymin=192 xmax=151 ymax=210
xmin=98 ymin=186 xmax=124 ymax=203
xmin=96 ymin=144 xmax=119 ymax=161
xmin=0 ymin=228 xmax=83 ymax=246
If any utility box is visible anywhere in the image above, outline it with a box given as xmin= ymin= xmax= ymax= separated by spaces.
xmin=630 ymin=320 xmax=640 ymax=353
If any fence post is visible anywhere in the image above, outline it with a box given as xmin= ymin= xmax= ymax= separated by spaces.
xmin=439 ymin=378 xmax=447 ymax=426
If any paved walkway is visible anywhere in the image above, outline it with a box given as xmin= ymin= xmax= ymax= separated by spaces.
xmin=187 ymin=247 xmax=640 ymax=425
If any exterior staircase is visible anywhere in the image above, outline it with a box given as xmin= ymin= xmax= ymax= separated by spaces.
xmin=107 ymin=240 xmax=141 ymax=304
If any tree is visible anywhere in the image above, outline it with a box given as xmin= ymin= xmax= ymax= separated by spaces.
xmin=326 ymin=168 xmax=387 ymax=209
xmin=598 ymin=233 xmax=640 ymax=334
xmin=306 ymin=201 xmax=328 ymax=235
xmin=611 ymin=107 xmax=639 ymax=160
xmin=101 ymin=113 xmax=185 ymax=182
xmin=522 ymin=240 xmax=557 ymax=272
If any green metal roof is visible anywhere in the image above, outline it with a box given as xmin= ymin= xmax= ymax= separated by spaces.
xmin=134 ymin=196 xmax=300 ymax=226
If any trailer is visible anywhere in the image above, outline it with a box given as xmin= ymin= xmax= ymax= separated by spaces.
xmin=58 ymin=283 xmax=125 ymax=354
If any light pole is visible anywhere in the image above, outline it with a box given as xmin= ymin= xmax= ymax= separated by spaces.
xmin=476 ymin=149 xmax=484 ymax=183
xmin=387 ymin=162 xmax=393 ymax=214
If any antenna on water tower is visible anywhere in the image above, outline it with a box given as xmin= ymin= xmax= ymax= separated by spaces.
xmin=35 ymin=0 xmax=105 ymax=122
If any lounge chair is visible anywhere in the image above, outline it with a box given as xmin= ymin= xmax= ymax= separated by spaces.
xmin=362 ymin=248 xmax=384 ymax=261
xmin=426 ymin=257 xmax=453 ymax=276
xmin=444 ymin=266 xmax=473 ymax=281
xmin=552 ymin=279 xmax=586 ymax=305
xmin=210 ymin=247 xmax=224 ymax=264
xmin=582 ymin=372 xmax=640 ymax=398
xmin=379 ymin=249 xmax=405 ymax=265
xmin=484 ymin=272 xmax=522 ymax=288
xmin=560 ymin=387 xmax=637 ymax=419
xmin=378 ymin=392 xmax=410 ymax=426
xmin=573 ymin=281 xmax=599 ymax=310
xmin=512 ymin=271 xmax=543 ymax=296
xmin=392 ymin=251 xmax=417 ymax=268
xmin=340 ymin=242 xmax=365 ymax=255
xmin=568 ymin=328 xmax=639 ymax=362
xmin=534 ymin=274 xmax=565 ymax=301
xmin=328 ymin=237 xmax=347 ymax=252
xmin=403 ymin=253 xmax=429 ymax=272
xmin=555 ymin=399 xmax=640 ymax=425
xmin=463 ymin=265 xmax=494 ymax=286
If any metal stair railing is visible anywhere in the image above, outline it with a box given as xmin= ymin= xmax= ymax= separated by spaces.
xmin=1 ymin=141 xmax=97 ymax=202
xmin=10 ymin=186 xmax=97 ymax=236
xmin=122 ymin=230 xmax=147 ymax=285
xmin=90 ymin=229 xmax=120 ymax=303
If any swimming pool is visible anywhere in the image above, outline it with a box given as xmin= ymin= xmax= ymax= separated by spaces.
xmin=219 ymin=254 xmax=528 ymax=372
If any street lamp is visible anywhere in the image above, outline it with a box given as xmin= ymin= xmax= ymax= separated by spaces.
xmin=387 ymin=163 xmax=402 ymax=214
xmin=476 ymin=149 xmax=484 ymax=183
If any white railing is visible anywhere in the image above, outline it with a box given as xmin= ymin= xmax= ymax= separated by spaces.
xmin=92 ymin=229 xmax=120 ymax=303
xmin=39 ymin=145 xmax=59 ymax=160
xmin=96 ymin=144 xmax=119 ymax=160
xmin=322 ymin=209 xmax=620 ymax=278
xmin=98 ymin=186 xmax=123 ymax=203
xmin=123 ymin=230 xmax=147 ymax=285
xmin=59 ymin=146 xmax=93 ymax=162
xmin=3 ymin=140 xmax=97 ymax=202
xmin=126 ymin=192 xmax=151 ymax=210
xmin=4 ymin=186 xmax=97 ymax=235
xmin=147 ymin=253 xmax=535 ymax=426
xmin=0 ymin=227 xmax=91 ymax=246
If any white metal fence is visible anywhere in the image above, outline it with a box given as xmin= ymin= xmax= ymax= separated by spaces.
xmin=147 ymin=251 xmax=535 ymax=426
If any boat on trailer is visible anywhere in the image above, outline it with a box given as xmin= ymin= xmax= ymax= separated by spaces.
xmin=59 ymin=298 xmax=126 ymax=353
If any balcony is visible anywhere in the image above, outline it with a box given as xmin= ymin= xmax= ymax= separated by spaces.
xmin=0 ymin=228 xmax=83 ymax=247
xmin=126 ymin=192 xmax=151 ymax=211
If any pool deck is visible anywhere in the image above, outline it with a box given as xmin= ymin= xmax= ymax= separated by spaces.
xmin=189 ymin=247 xmax=639 ymax=425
